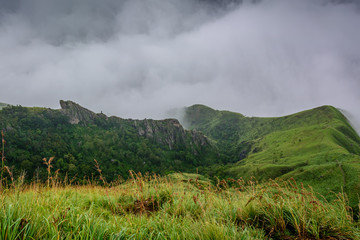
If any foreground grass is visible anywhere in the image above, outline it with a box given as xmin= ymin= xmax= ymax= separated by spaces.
xmin=0 ymin=173 xmax=359 ymax=239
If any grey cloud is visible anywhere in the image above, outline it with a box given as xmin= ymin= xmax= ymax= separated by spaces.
xmin=1 ymin=0 xmax=216 ymax=44
xmin=0 ymin=0 xmax=359 ymax=132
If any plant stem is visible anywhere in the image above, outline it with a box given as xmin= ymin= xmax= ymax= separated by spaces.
xmin=1 ymin=130 xmax=5 ymax=191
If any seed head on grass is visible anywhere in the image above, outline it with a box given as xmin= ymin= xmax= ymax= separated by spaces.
xmin=0 ymin=130 xmax=5 ymax=191
xmin=0 ymin=130 xmax=14 ymax=190
xmin=3 ymin=166 xmax=14 ymax=184
xmin=94 ymin=159 xmax=107 ymax=186
xmin=43 ymin=157 xmax=54 ymax=187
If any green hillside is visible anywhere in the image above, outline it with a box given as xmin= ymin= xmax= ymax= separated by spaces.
xmin=1 ymin=101 xmax=360 ymax=206
xmin=184 ymin=105 xmax=360 ymax=204
xmin=0 ymin=101 xmax=218 ymax=182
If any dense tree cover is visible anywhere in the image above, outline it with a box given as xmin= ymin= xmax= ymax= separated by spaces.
xmin=0 ymin=106 xmax=220 ymax=182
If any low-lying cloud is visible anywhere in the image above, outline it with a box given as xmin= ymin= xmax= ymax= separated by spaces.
xmin=0 ymin=0 xmax=359 ymax=130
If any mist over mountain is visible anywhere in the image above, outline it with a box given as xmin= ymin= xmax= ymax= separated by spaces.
xmin=0 ymin=0 xmax=359 ymax=131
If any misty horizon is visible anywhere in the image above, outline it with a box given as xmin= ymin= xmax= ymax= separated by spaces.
xmin=1 ymin=0 xmax=360 ymax=130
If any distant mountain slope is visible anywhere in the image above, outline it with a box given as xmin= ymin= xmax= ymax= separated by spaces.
xmin=183 ymin=104 xmax=360 ymax=204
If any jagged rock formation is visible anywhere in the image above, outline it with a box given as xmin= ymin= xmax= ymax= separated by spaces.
xmin=133 ymin=118 xmax=210 ymax=150
xmin=60 ymin=100 xmax=107 ymax=125
xmin=59 ymin=100 xmax=211 ymax=151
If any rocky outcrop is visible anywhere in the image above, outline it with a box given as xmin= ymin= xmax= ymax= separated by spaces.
xmin=59 ymin=100 xmax=212 ymax=150
xmin=60 ymin=100 xmax=106 ymax=125
xmin=133 ymin=118 xmax=210 ymax=150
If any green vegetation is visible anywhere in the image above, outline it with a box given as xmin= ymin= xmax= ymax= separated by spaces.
xmin=0 ymin=103 xmax=218 ymax=182
xmin=184 ymin=104 xmax=360 ymax=206
xmin=0 ymin=101 xmax=360 ymax=207
xmin=1 ymin=101 xmax=360 ymax=206
xmin=1 ymin=101 xmax=360 ymax=238
xmin=1 ymin=173 xmax=359 ymax=239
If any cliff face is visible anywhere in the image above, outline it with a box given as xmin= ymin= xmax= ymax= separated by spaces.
xmin=60 ymin=100 xmax=106 ymax=125
xmin=132 ymin=118 xmax=210 ymax=150
xmin=59 ymin=100 xmax=212 ymax=151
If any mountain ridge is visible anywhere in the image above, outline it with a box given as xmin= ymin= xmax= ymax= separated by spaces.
xmin=1 ymin=100 xmax=360 ymax=205
xmin=59 ymin=100 xmax=212 ymax=150
xmin=0 ymin=101 xmax=219 ymax=181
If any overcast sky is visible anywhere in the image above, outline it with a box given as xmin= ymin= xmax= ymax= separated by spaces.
xmin=0 ymin=0 xmax=359 ymax=130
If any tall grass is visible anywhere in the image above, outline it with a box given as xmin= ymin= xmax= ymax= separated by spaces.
xmin=1 ymin=130 xmax=5 ymax=191
xmin=0 ymin=172 xmax=359 ymax=239
xmin=0 ymin=130 xmax=14 ymax=191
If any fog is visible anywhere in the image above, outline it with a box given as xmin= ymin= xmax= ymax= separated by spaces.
xmin=0 ymin=0 xmax=359 ymax=131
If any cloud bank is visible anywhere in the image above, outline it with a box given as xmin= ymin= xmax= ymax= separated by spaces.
xmin=0 ymin=0 xmax=359 ymax=130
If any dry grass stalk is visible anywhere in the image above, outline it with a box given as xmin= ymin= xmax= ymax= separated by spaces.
xmin=43 ymin=157 xmax=54 ymax=187
xmin=0 ymin=130 xmax=4 ymax=191
xmin=0 ymin=130 xmax=13 ymax=190
xmin=4 ymin=166 xmax=14 ymax=183
xmin=1 ymin=130 xmax=5 ymax=163
xmin=94 ymin=159 xmax=107 ymax=186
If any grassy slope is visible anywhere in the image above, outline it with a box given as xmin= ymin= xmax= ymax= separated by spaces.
xmin=1 ymin=175 xmax=359 ymax=239
xmin=184 ymin=105 xmax=360 ymax=204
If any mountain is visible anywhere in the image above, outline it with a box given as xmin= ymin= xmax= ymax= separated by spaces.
xmin=183 ymin=104 xmax=360 ymax=204
xmin=0 ymin=101 xmax=218 ymax=181
xmin=1 ymin=101 xmax=360 ymax=205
